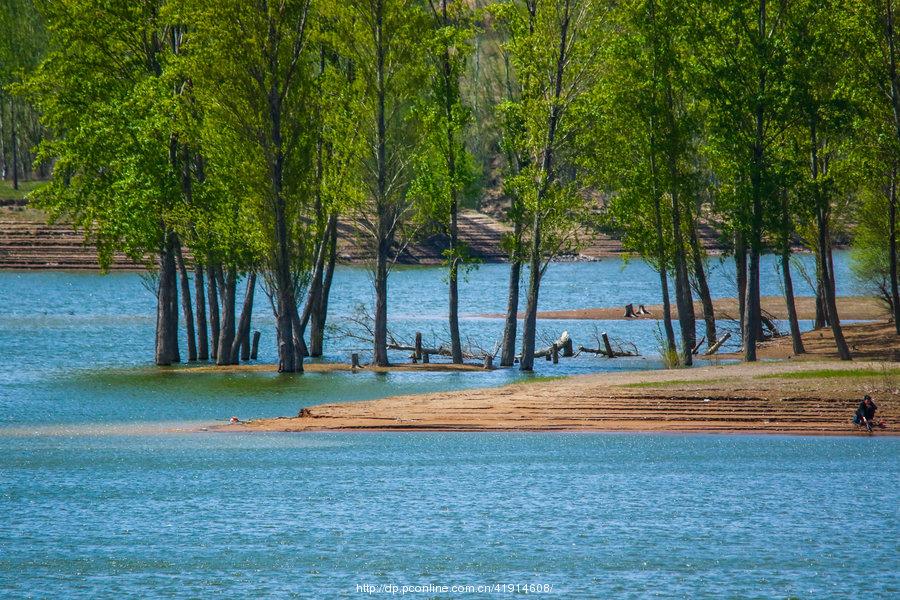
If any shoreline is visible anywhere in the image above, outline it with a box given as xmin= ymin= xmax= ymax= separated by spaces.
xmin=222 ymin=322 xmax=899 ymax=436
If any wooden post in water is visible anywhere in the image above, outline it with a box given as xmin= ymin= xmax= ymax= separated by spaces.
xmin=250 ymin=331 xmax=261 ymax=360
xmin=602 ymin=332 xmax=614 ymax=358
xmin=351 ymin=353 xmax=360 ymax=368
xmin=551 ymin=343 xmax=559 ymax=364
xmin=414 ymin=332 xmax=422 ymax=361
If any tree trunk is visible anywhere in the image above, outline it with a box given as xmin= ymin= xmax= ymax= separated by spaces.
xmin=735 ymin=230 xmax=747 ymax=337
xmin=310 ymin=213 xmax=338 ymax=357
xmin=779 ymin=192 xmax=804 ymax=355
xmin=194 ymin=264 xmax=209 ymax=360
xmin=155 ymin=232 xmax=180 ymax=366
xmin=688 ymin=216 xmax=715 ymax=351
xmin=174 ymin=241 xmax=197 ymax=361
xmin=207 ymin=264 xmax=221 ymax=360
xmin=519 ymin=218 xmax=541 ymax=372
xmin=440 ymin=0 xmax=463 ymax=365
xmin=744 ymin=229 xmax=762 ymax=362
xmin=649 ymin=128 xmax=676 ymax=353
xmin=519 ymin=0 xmax=571 ymax=371
xmin=216 ymin=267 xmax=237 ymax=366
xmin=662 ymin=70 xmax=694 ymax=365
xmin=372 ymin=4 xmax=391 ymax=368
xmin=299 ymin=215 xmax=335 ymax=353
xmin=230 ymin=272 xmax=256 ymax=364
xmin=500 ymin=221 xmax=522 ymax=367
xmin=742 ymin=0 xmax=768 ymax=363
xmin=811 ymin=122 xmax=851 ymax=360
xmin=890 ymin=162 xmax=900 ymax=334
xmin=10 ymin=98 xmax=18 ymax=191
xmin=373 ymin=240 xmax=390 ymax=366
xmin=0 ymin=96 xmax=6 ymax=181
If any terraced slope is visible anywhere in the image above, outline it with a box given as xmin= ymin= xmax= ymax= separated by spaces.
xmin=0 ymin=205 xmax=725 ymax=269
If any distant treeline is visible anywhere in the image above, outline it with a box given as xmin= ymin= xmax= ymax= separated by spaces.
xmin=2 ymin=0 xmax=898 ymax=369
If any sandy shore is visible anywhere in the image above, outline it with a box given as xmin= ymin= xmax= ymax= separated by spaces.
xmin=481 ymin=295 xmax=888 ymax=322
xmin=224 ymin=323 xmax=899 ymax=436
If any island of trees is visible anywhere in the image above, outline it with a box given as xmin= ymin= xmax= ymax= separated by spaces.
xmin=1 ymin=0 xmax=898 ymax=371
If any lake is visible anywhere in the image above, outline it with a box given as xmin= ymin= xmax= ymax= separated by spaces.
xmin=2 ymin=252 xmax=897 ymax=597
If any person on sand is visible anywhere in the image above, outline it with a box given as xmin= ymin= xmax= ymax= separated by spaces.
xmin=853 ymin=395 xmax=883 ymax=432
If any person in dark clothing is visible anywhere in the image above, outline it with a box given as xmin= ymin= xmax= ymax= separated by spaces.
xmin=853 ymin=395 xmax=880 ymax=432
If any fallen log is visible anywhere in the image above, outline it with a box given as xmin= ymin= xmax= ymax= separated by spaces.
xmin=532 ymin=331 xmax=573 ymax=359
xmin=576 ymin=345 xmax=640 ymax=358
xmin=387 ymin=342 xmax=483 ymax=360
xmin=577 ymin=332 xmax=640 ymax=358
xmin=704 ymin=332 xmax=731 ymax=356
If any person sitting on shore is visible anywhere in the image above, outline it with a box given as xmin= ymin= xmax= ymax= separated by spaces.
xmin=853 ymin=395 xmax=883 ymax=432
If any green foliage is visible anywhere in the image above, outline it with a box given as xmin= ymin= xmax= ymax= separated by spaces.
xmin=22 ymin=1 xmax=180 ymax=269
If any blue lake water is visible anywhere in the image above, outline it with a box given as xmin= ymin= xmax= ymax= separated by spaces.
xmin=2 ymin=252 xmax=898 ymax=597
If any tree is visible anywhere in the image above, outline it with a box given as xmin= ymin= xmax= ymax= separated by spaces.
xmin=184 ymin=0 xmax=318 ymax=372
xmin=693 ymin=0 xmax=792 ymax=361
xmin=495 ymin=0 xmax=608 ymax=371
xmin=25 ymin=0 xmax=187 ymax=366
xmin=0 ymin=0 xmax=46 ymax=187
xmin=329 ymin=0 xmax=430 ymax=366
xmin=418 ymin=0 xmax=476 ymax=364
xmin=848 ymin=0 xmax=900 ymax=333
xmin=580 ymin=0 xmax=679 ymax=355
xmin=784 ymin=0 xmax=853 ymax=360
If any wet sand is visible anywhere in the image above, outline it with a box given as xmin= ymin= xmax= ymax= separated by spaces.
xmin=224 ymin=322 xmax=900 ymax=436
xmin=481 ymin=295 xmax=888 ymax=322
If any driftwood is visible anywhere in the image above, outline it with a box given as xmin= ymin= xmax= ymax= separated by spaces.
xmin=532 ymin=331 xmax=573 ymax=359
xmin=577 ymin=332 xmax=640 ymax=358
xmin=692 ymin=336 xmax=706 ymax=355
xmin=761 ymin=313 xmax=780 ymax=337
xmin=388 ymin=342 xmax=483 ymax=360
xmin=704 ymin=332 xmax=731 ymax=355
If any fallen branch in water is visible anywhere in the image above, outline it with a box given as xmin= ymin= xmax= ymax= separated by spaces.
xmin=576 ymin=331 xmax=640 ymax=358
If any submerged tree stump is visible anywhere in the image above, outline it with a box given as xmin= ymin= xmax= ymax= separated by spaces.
xmin=351 ymin=353 xmax=361 ymax=368
xmin=483 ymin=355 xmax=493 ymax=369
xmin=602 ymin=332 xmax=614 ymax=357
xmin=414 ymin=332 xmax=422 ymax=361
xmin=250 ymin=331 xmax=261 ymax=360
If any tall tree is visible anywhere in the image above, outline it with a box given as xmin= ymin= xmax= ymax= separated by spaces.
xmin=421 ymin=0 xmax=476 ymax=364
xmin=330 ymin=0 xmax=430 ymax=366
xmin=497 ymin=0 xmax=608 ymax=371
xmin=25 ymin=0 xmax=186 ymax=365
xmin=785 ymin=0 xmax=852 ymax=360
xmin=693 ymin=0 xmax=791 ymax=361
xmin=185 ymin=0 xmax=318 ymax=372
